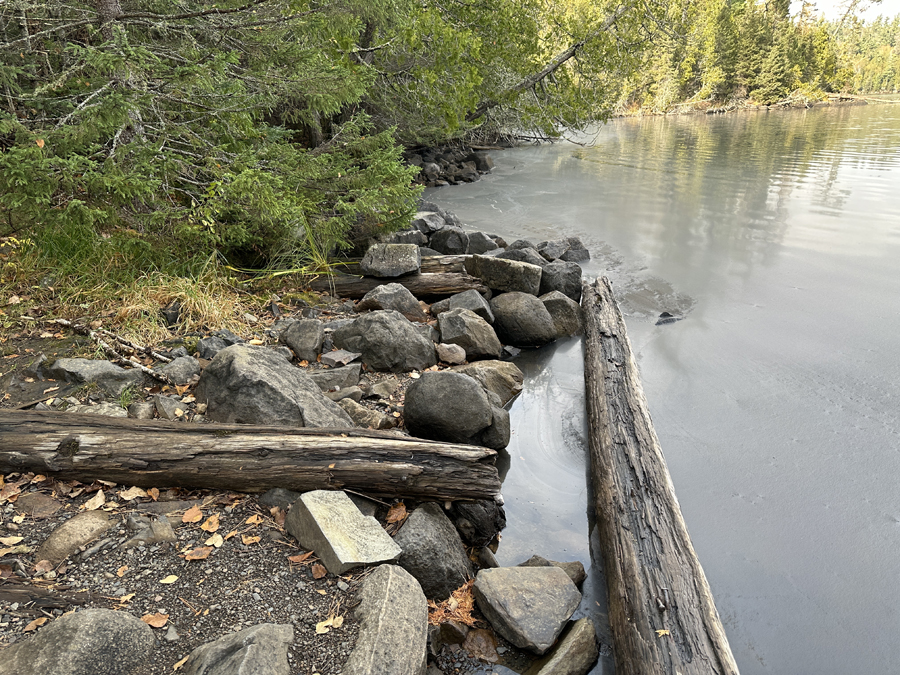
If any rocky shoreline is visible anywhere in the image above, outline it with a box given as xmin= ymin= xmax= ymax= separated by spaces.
xmin=0 ymin=203 xmax=605 ymax=674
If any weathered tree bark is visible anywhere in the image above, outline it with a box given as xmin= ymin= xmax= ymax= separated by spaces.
xmin=308 ymin=271 xmax=487 ymax=299
xmin=0 ymin=411 xmax=501 ymax=501
xmin=581 ymin=278 xmax=739 ymax=675
xmin=339 ymin=255 xmax=468 ymax=276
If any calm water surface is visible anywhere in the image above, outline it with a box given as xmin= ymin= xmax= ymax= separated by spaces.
xmin=427 ymin=104 xmax=900 ymax=675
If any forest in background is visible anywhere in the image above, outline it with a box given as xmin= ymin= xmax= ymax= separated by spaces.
xmin=0 ymin=0 xmax=899 ymax=331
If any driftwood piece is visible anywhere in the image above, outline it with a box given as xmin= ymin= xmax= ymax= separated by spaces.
xmin=0 ymin=411 xmax=501 ymax=501
xmin=338 ymin=255 xmax=468 ymax=276
xmin=581 ymin=277 xmax=738 ymax=675
xmin=308 ymin=271 xmax=487 ymax=300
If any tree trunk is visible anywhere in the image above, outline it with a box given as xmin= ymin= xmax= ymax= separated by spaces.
xmin=0 ymin=411 xmax=501 ymax=501
xmin=308 ymin=271 xmax=487 ymax=299
xmin=96 ymin=0 xmax=122 ymax=40
xmin=581 ymin=278 xmax=739 ymax=675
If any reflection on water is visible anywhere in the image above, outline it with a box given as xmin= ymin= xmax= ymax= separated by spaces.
xmin=428 ymin=103 xmax=900 ymax=675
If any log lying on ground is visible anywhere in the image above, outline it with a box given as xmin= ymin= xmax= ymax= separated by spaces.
xmin=339 ymin=255 xmax=468 ymax=276
xmin=582 ymin=277 xmax=739 ymax=675
xmin=308 ymin=270 xmax=486 ymax=299
xmin=0 ymin=411 xmax=501 ymax=501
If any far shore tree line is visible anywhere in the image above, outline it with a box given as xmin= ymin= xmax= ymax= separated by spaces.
xmin=0 ymin=0 xmax=898 ymax=295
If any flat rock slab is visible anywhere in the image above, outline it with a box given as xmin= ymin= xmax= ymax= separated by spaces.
xmin=342 ymin=565 xmax=427 ymax=675
xmin=183 ymin=623 xmax=293 ymax=675
xmin=0 ymin=608 xmax=154 ymax=675
xmin=473 ymin=566 xmax=582 ymax=655
xmin=35 ymin=511 xmax=112 ymax=565
xmin=15 ymin=492 xmax=62 ymax=518
xmin=320 ymin=349 xmax=362 ymax=367
xmin=524 ymin=618 xmax=599 ymax=675
xmin=360 ymin=243 xmax=421 ymax=277
xmin=285 ymin=490 xmax=401 ymax=574
xmin=465 ymin=255 xmax=542 ymax=295
xmin=46 ymin=358 xmax=144 ymax=397
xmin=307 ymin=363 xmax=362 ymax=391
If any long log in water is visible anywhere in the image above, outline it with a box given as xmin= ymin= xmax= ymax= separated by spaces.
xmin=581 ymin=277 xmax=739 ymax=675
xmin=0 ymin=411 xmax=501 ymax=501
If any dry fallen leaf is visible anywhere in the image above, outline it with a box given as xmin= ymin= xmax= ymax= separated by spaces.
xmin=119 ymin=486 xmax=147 ymax=501
xmin=96 ymin=480 xmax=116 ymax=487
xmin=0 ymin=536 xmax=23 ymax=546
xmin=182 ymin=505 xmax=203 ymax=523
xmin=141 ymin=613 xmax=169 ymax=628
xmin=317 ymin=589 xmax=327 ymax=595
xmin=200 ymin=514 xmax=219 ymax=532
xmin=120 ymin=593 xmax=136 ymax=603
xmin=224 ymin=530 xmax=238 ymax=540
xmin=116 ymin=565 xmax=128 ymax=577
xmin=205 ymin=533 xmax=224 ymax=548
xmin=241 ymin=534 xmax=260 ymax=546
xmin=148 ymin=487 xmax=159 ymax=501
xmin=23 ymin=617 xmax=48 ymax=632
xmin=299 ymin=359 xmax=309 ymax=367
xmin=181 ymin=395 xmax=195 ymax=403
xmin=248 ymin=339 xmax=264 ymax=345
xmin=12 ymin=514 xmax=24 ymax=524
xmin=82 ymin=490 xmax=105 ymax=511
xmin=385 ymin=502 xmax=408 ymax=524
xmin=332 ymin=615 xmax=344 ymax=628
xmin=245 ymin=514 xmax=262 ymax=525
xmin=185 ymin=546 xmax=213 ymax=561
xmin=33 ymin=559 xmax=53 ymax=574
xmin=288 ymin=552 xmax=313 ymax=564
xmin=35 ymin=138 xmax=44 ymax=149
xmin=160 ymin=575 xmax=179 ymax=584
xmin=0 ymin=544 xmax=32 ymax=557
xmin=311 ymin=563 xmax=327 ymax=579
xmin=173 ymin=655 xmax=189 ymax=671
xmin=315 ymin=617 xmax=332 ymax=634
xmin=656 ymin=629 xmax=670 ymax=637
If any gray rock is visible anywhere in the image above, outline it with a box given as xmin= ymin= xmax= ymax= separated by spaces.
xmin=279 ymin=318 xmax=324 ymax=362
xmin=212 ymin=329 xmax=244 ymax=346
xmin=157 ymin=356 xmax=201 ymax=386
xmin=0 ymin=608 xmax=154 ymax=675
xmin=429 ymin=298 xmax=451 ymax=316
xmin=332 ymin=311 xmax=436 ymax=373
xmin=449 ymin=500 xmax=507 ymax=546
xmin=320 ymin=349 xmax=362 ymax=367
xmin=478 ymin=547 xmax=500 ymax=569
xmin=438 ymin=308 xmax=502 ymax=360
xmin=466 ymin=231 xmax=499 ymax=255
xmin=286 ymin=491 xmax=401 ymax=574
xmin=35 ymin=511 xmax=112 ymax=564
xmin=121 ymin=515 xmax=177 ymax=549
xmin=404 ymin=371 xmax=492 ymax=444
xmin=518 ymin=555 xmax=587 ymax=587
xmin=127 ymin=401 xmax=155 ymax=419
xmin=539 ymin=261 xmax=583 ymax=302
xmin=416 ymin=323 xmax=441 ymax=343
xmin=429 ymin=228 xmax=469 ymax=255
xmin=411 ymin=212 xmax=446 ymax=235
xmin=507 ymin=239 xmax=537 ymax=251
xmin=306 ymin=363 xmax=362 ymax=391
xmin=480 ymin=405 xmax=510 ymax=449
xmin=473 ymin=567 xmax=581 ymax=655
xmin=394 ymin=503 xmax=473 ymax=601
xmin=325 ymin=386 xmax=364 ymax=403
xmin=154 ymin=395 xmax=188 ymax=421
xmin=386 ymin=229 xmax=429 ymax=246
xmin=536 ymin=239 xmax=570 ymax=262
xmin=356 ymin=283 xmax=427 ymax=322
xmin=360 ymin=243 xmax=421 ymax=278
xmin=489 ymin=292 xmax=557 ymax=347
xmin=559 ymin=236 xmax=590 ymax=263
xmin=436 ymin=343 xmax=466 ymax=365
xmin=450 ymin=360 xmax=524 ymax=407
xmin=540 ymin=291 xmax=583 ymax=337
xmin=465 ymin=152 xmax=494 ymax=173
xmin=342 ymin=565 xmax=427 ymax=675
xmin=195 ymin=344 xmax=353 ymax=427
xmin=418 ymin=202 xmax=462 ymax=228
xmin=446 ymin=289 xmax=494 ymax=323
xmin=197 ymin=336 xmax=227 ymax=360
xmin=259 ymin=488 xmax=302 ymax=511
xmin=164 ymin=625 xmax=180 ymax=643
xmin=524 ymin=618 xmax=598 ymax=675
xmin=338 ymin=398 xmax=397 ymax=430
xmin=183 ymin=623 xmax=293 ymax=675
xmin=46 ymin=358 xmax=144 ymax=397
xmin=465 ymin=255 xmax=542 ymax=295
xmin=66 ymin=402 xmax=127 ymax=418
xmin=495 ymin=247 xmax=549 ymax=268
xmin=368 ymin=376 xmax=401 ymax=399
xmin=418 ymin=246 xmax=442 ymax=257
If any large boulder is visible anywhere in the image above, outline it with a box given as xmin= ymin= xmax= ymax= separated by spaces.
xmin=404 ymin=371 xmax=492 ymax=444
xmin=489 ymin=292 xmax=556 ymax=347
xmin=183 ymin=624 xmax=293 ymax=675
xmin=429 ymin=228 xmax=469 ymax=255
xmin=411 ymin=212 xmax=446 ymax=235
xmin=559 ymin=236 xmax=591 ymax=263
xmin=496 ymin=247 xmax=549 ymax=268
xmin=536 ymin=239 xmax=570 ymax=262
xmin=279 ymin=318 xmax=324 ymax=362
xmin=0 ymin=608 xmax=154 ymax=675
xmin=360 ymin=243 xmax=421 ymax=278
xmin=445 ymin=289 xmax=494 ymax=323
xmin=473 ymin=567 xmax=581 ymax=655
xmin=386 ymin=229 xmax=429 ymax=246
xmin=540 ymin=291 xmax=583 ymax=337
xmin=356 ymin=283 xmax=428 ymax=322
xmin=438 ymin=308 xmax=502 ymax=360
xmin=46 ymin=358 xmax=143 ymax=397
xmin=538 ymin=261 xmax=583 ymax=302
xmin=450 ymin=360 xmax=524 ymax=407
xmin=332 ymin=311 xmax=436 ymax=373
xmin=465 ymin=255 xmax=542 ymax=295
xmin=343 ymin=565 xmax=428 ymax=675
xmin=195 ymin=344 xmax=353 ymax=427
xmin=466 ymin=231 xmax=500 ymax=255
xmin=394 ymin=502 xmax=473 ymax=601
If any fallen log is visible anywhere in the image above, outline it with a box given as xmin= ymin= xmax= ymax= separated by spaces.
xmin=308 ymin=271 xmax=487 ymax=299
xmin=581 ymin=277 xmax=739 ymax=675
xmin=339 ymin=255 xmax=468 ymax=276
xmin=0 ymin=411 xmax=501 ymax=502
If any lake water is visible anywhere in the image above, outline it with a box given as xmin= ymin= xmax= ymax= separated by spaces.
xmin=426 ymin=103 xmax=900 ymax=675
